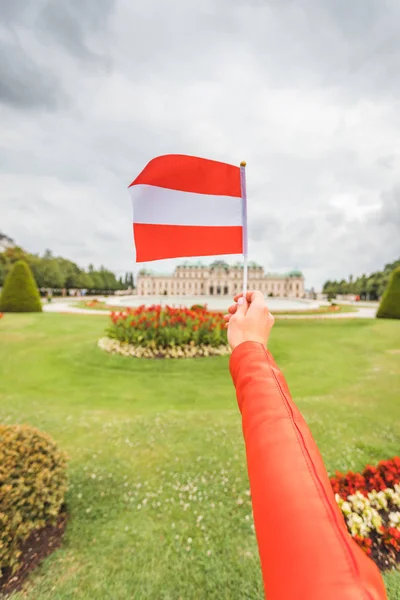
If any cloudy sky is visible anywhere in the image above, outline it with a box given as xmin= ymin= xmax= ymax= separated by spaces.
xmin=1 ymin=0 xmax=400 ymax=288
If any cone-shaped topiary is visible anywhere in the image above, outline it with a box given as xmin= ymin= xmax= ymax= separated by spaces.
xmin=0 ymin=260 xmax=42 ymax=313
xmin=376 ymin=266 xmax=400 ymax=319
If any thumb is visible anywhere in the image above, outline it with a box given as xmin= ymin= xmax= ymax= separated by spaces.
xmin=246 ymin=291 xmax=265 ymax=317
xmin=237 ymin=296 xmax=248 ymax=315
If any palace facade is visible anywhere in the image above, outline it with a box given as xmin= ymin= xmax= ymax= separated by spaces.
xmin=137 ymin=261 xmax=305 ymax=298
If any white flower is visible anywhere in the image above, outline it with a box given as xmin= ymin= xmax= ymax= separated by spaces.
xmin=368 ymin=490 xmax=388 ymax=511
xmin=340 ymin=501 xmax=352 ymax=515
xmin=388 ymin=512 xmax=400 ymax=528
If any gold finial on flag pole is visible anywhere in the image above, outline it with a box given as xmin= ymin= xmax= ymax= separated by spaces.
xmin=240 ymin=161 xmax=247 ymax=167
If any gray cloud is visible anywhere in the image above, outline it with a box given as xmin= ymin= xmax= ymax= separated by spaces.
xmin=37 ymin=0 xmax=115 ymax=65
xmin=0 ymin=39 xmax=66 ymax=109
xmin=378 ymin=187 xmax=400 ymax=228
xmin=0 ymin=0 xmax=115 ymax=110
xmin=0 ymin=0 xmax=399 ymax=288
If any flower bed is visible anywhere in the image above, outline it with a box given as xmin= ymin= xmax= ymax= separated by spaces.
xmin=332 ymin=457 xmax=400 ymax=570
xmin=100 ymin=305 xmax=229 ymax=359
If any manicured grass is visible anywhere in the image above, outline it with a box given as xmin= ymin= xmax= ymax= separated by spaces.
xmin=0 ymin=314 xmax=399 ymax=599
xmin=75 ymin=299 xmax=122 ymax=311
xmin=274 ymin=303 xmax=357 ymax=315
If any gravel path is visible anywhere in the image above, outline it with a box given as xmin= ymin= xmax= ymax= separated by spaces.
xmin=44 ymin=302 xmax=110 ymax=315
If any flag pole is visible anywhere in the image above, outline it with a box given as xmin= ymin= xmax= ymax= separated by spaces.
xmin=240 ymin=161 xmax=248 ymax=299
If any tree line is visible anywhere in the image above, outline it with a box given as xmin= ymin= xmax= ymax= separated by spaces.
xmin=0 ymin=245 xmax=134 ymax=294
xmin=323 ymin=258 xmax=400 ymax=301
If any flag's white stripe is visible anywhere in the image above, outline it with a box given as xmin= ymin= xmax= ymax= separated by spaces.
xmin=129 ymin=184 xmax=242 ymax=227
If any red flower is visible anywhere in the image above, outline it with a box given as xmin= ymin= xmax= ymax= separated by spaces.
xmin=353 ymin=535 xmax=373 ymax=556
xmin=330 ymin=457 xmax=400 ymax=499
xmin=381 ymin=527 xmax=400 ymax=553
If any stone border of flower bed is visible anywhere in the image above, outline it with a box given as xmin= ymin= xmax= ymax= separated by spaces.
xmin=98 ymin=337 xmax=231 ymax=359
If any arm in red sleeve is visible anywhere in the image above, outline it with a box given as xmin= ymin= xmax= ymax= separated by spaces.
xmin=230 ymin=341 xmax=387 ymax=600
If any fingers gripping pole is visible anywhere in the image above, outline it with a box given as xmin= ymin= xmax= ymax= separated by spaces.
xmin=240 ymin=161 xmax=248 ymax=298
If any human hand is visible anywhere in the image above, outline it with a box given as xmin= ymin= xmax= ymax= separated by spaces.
xmin=224 ymin=291 xmax=275 ymax=351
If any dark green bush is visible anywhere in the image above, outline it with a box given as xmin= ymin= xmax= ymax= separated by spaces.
xmin=0 ymin=260 xmax=42 ymax=313
xmin=0 ymin=425 xmax=68 ymax=575
xmin=376 ymin=267 xmax=400 ymax=320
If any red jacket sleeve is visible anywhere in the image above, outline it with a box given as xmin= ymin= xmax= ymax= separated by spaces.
xmin=230 ymin=341 xmax=387 ymax=600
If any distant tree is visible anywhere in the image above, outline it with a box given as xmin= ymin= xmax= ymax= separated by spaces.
xmin=0 ymin=238 xmax=133 ymax=295
xmin=3 ymin=246 xmax=28 ymax=264
xmin=76 ymin=271 xmax=94 ymax=290
xmin=322 ymin=280 xmax=331 ymax=293
xmin=355 ymin=274 xmax=367 ymax=298
xmin=0 ymin=260 xmax=42 ymax=313
xmin=322 ymin=258 xmax=400 ymax=299
xmin=124 ymin=272 xmax=134 ymax=289
xmin=30 ymin=258 xmax=64 ymax=289
xmin=89 ymin=271 xmax=105 ymax=291
xmin=376 ymin=267 xmax=400 ymax=319
xmin=56 ymin=258 xmax=81 ymax=289
xmin=97 ymin=267 xmax=120 ymax=291
xmin=0 ymin=262 xmax=5 ymax=287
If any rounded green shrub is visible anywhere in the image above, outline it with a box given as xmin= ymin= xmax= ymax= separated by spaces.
xmin=0 ymin=425 xmax=68 ymax=575
xmin=376 ymin=267 xmax=400 ymax=320
xmin=0 ymin=260 xmax=42 ymax=313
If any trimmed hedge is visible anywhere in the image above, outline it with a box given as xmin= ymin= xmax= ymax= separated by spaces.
xmin=0 ymin=260 xmax=42 ymax=313
xmin=376 ymin=266 xmax=400 ymax=320
xmin=0 ymin=425 xmax=67 ymax=575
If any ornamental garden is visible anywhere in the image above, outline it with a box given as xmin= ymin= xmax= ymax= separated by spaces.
xmin=0 ymin=260 xmax=399 ymax=598
xmin=99 ymin=304 xmax=229 ymax=358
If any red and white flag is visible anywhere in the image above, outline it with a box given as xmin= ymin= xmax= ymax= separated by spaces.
xmin=128 ymin=154 xmax=245 ymax=262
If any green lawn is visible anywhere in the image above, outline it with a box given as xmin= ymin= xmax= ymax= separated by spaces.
xmin=0 ymin=314 xmax=399 ymax=599
xmin=273 ymin=303 xmax=357 ymax=315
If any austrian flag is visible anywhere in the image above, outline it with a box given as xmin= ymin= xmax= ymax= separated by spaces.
xmin=128 ymin=154 xmax=245 ymax=262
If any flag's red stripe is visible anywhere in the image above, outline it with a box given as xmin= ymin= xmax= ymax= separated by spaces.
xmin=133 ymin=223 xmax=243 ymax=262
xmin=129 ymin=154 xmax=241 ymax=197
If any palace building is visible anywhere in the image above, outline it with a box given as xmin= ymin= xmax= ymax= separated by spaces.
xmin=137 ymin=261 xmax=305 ymax=298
